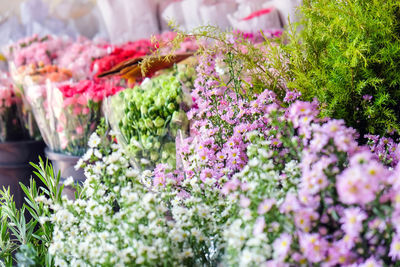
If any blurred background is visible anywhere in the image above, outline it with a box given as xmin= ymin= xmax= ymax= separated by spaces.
xmin=0 ymin=0 xmax=301 ymax=45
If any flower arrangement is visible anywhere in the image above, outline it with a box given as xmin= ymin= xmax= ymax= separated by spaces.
xmin=4 ymin=14 xmax=400 ymax=267
xmin=57 ymin=36 xmax=109 ymax=80
xmin=104 ymin=66 xmax=194 ymax=170
xmin=91 ymin=39 xmax=152 ymax=78
xmin=25 ymin=77 xmax=122 ymax=156
xmin=0 ymin=73 xmax=37 ymax=142
xmin=5 ymin=34 xmax=68 ymax=68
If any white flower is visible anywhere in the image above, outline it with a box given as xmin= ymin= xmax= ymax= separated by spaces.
xmin=126 ymin=168 xmax=139 ymax=178
xmin=88 ymin=133 xmax=101 ymax=148
xmin=94 ymin=149 xmax=103 ymax=159
xmin=75 ymin=158 xmax=85 ymax=170
xmin=38 ymin=216 xmax=49 ymax=225
xmin=240 ymin=249 xmax=255 ymax=266
xmin=204 ymin=178 xmax=216 ymax=186
xmin=82 ymin=149 xmax=93 ymax=161
xmin=63 ymin=176 xmax=74 ymax=187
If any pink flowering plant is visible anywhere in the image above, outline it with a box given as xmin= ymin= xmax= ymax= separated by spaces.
xmin=57 ymin=36 xmax=109 ymax=80
xmin=223 ymin=100 xmax=400 ymax=266
xmin=148 ymin=46 xmax=299 ymax=263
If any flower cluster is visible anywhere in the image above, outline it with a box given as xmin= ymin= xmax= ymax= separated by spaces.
xmin=105 ymin=67 xmax=193 ymax=170
xmin=50 ymin=130 xmax=208 ymax=266
xmin=57 ymin=37 xmax=109 ymax=80
xmin=222 ymin=99 xmax=400 ymax=266
xmin=26 ymin=79 xmax=122 ymax=155
xmin=0 ymin=73 xmax=36 ymax=141
xmin=5 ymin=34 xmax=67 ymax=67
xmin=91 ymin=39 xmax=152 ymax=77
xmin=366 ymin=133 xmax=400 ymax=167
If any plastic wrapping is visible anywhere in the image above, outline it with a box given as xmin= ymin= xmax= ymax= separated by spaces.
xmin=96 ymin=0 xmax=159 ymax=43
xmin=23 ymin=77 xmax=105 ymax=156
xmin=103 ymin=66 xmax=195 ymax=171
xmin=227 ymin=1 xmax=283 ymax=32
xmin=199 ymin=1 xmax=238 ymax=29
xmin=0 ymin=73 xmax=38 ymax=142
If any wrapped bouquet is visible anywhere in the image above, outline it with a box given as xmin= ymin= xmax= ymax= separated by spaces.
xmin=0 ymin=73 xmax=37 ymax=142
xmin=104 ymin=66 xmax=194 ymax=170
xmin=24 ymin=76 xmax=121 ymax=156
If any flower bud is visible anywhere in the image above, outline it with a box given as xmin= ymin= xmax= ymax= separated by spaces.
xmin=153 ymin=117 xmax=165 ymax=128
xmin=150 ymin=150 xmax=159 ymax=161
xmin=167 ymin=103 xmax=175 ymax=111
xmin=145 ymin=118 xmax=153 ymax=129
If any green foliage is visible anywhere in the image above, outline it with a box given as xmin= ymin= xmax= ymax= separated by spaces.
xmin=285 ymin=0 xmax=400 ymax=137
xmin=0 ymin=158 xmax=64 ymax=266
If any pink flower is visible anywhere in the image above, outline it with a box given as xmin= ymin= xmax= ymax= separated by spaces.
xmin=240 ymin=195 xmax=251 ymax=208
xmin=294 ymin=208 xmax=318 ymax=232
xmin=340 ymin=207 xmax=366 ymax=237
xmin=336 ymin=165 xmax=375 ymax=205
xmin=253 ymin=217 xmax=265 ymax=235
xmin=257 ymin=198 xmax=275 ymax=215
xmin=389 ymin=233 xmax=400 ymax=261
xmin=221 ymin=178 xmax=241 ymax=195
xmin=273 ymin=233 xmax=292 ymax=259
xmin=76 ymin=126 xmax=84 ymax=135
xmin=358 ymin=257 xmax=383 ymax=267
xmin=280 ymin=193 xmax=300 ymax=213
xmin=298 ymin=232 xmax=328 ymax=263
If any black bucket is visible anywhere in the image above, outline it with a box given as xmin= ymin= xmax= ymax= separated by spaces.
xmin=45 ymin=148 xmax=86 ymax=199
xmin=0 ymin=140 xmax=45 ymax=208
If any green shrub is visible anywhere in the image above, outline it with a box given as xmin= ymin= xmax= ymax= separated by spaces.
xmin=285 ymin=0 xmax=400 ymax=137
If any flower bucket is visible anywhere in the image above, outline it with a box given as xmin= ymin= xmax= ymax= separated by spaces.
xmin=45 ymin=148 xmax=86 ymax=199
xmin=0 ymin=140 xmax=45 ymax=208
xmin=44 ymin=148 xmax=85 ymax=182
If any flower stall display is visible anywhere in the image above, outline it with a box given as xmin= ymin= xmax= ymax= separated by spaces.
xmin=4 ymin=1 xmax=400 ymax=266
xmin=104 ymin=66 xmax=194 ymax=170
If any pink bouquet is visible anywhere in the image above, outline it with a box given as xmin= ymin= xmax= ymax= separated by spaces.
xmin=24 ymin=76 xmax=122 ymax=156
xmin=57 ymin=37 xmax=109 ymax=80
xmin=5 ymin=34 xmax=69 ymax=68
xmin=0 ymin=73 xmax=38 ymax=142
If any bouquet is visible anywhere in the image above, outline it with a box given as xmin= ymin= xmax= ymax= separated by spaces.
xmin=24 ymin=75 xmax=121 ymax=156
xmin=91 ymin=39 xmax=152 ymax=78
xmin=57 ymin=37 xmax=109 ymax=80
xmin=5 ymin=34 xmax=69 ymax=68
xmin=0 ymin=73 xmax=37 ymax=142
xmin=104 ymin=66 xmax=194 ymax=170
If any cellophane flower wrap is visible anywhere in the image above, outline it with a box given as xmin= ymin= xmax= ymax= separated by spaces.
xmin=24 ymin=74 xmax=121 ymax=156
xmin=0 ymin=73 xmax=37 ymax=142
xmin=104 ymin=65 xmax=195 ymax=170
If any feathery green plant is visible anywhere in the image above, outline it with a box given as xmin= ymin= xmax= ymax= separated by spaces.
xmin=285 ymin=0 xmax=400 ymax=137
